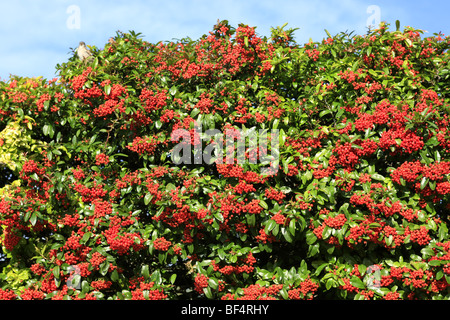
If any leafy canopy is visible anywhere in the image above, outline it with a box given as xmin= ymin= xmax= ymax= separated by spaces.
xmin=1 ymin=20 xmax=450 ymax=300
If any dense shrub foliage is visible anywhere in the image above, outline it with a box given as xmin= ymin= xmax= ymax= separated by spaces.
xmin=1 ymin=20 xmax=450 ymax=300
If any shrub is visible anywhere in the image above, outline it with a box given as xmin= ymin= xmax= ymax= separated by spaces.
xmin=0 ymin=20 xmax=450 ymax=300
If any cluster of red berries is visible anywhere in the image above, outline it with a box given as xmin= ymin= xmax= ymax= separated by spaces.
xmin=91 ymin=280 xmax=112 ymax=290
xmin=73 ymin=181 xmax=108 ymax=203
xmin=95 ymin=153 xmax=110 ymax=166
xmin=20 ymin=288 xmax=45 ymax=300
xmin=139 ymin=88 xmax=168 ymax=112
xmin=287 ymin=278 xmax=319 ymax=300
xmin=93 ymin=99 xmax=125 ymax=118
xmin=90 ymin=251 xmax=107 ymax=269
xmin=305 ymin=48 xmax=320 ymax=61
xmin=0 ymin=289 xmax=17 ymax=300
xmin=103 ymin=227 xmax=144 ymax=255
xmin=409 ymin=226 xmax=431 ymax=246
xmin=271 ymin=212 xmax=286 ymax=225
xmin=153 ymin=237 xmax=172 ymax=251
xmin=127 ymin=135 xmax=162 ymax=155
xmin=265 ymin=187 xmax=285 ymax=203
xmin=194 ymin=273 xmax=209 ymax=293
xmin=323 ymin=213 xmax=347 ymax=228
xmin=36 ymin=93 xmax=51 ymax=112
xmin=160 ymin=109 xmax=177 ymax=123
xmin=130 ymin=282 xmax=167 ymax=300
xmin=255 ymin=228 xmax=277 ymax=244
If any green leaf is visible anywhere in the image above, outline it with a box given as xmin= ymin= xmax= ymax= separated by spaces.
xmin=24 ymin=211 xmax=31 ymax=223
xmin=322 ymin=226 xmax=332 ymax=239
xmin=190 ymin=108 xmax=201 ymax=118
xmin=208 ymin=278 xmax=218 ymax=290
xmin=350 ymin=276 xmax=365 ymax=289
xmin=434 ymin=150 xmax=441 ymax=162
xmin=53 ymin=265 xmax=60 ymax=279
xmin=203 ymin=286 xmax=213 ymax=298
xmin=111 ymin=269 xmax=119 ymax=282
xmin=80 ymin=232 xmax=91 ymax=244
xmin=273 ymin=118 xmax=279 ymax=129
xmin=142 ymin=265 xmax=150 ymax=278
xmin=272 ymin=224 xmax=280 ymax=236
xmin=144 ymin=193 xmax=153 ymax=205
xmin=279 ymin=288 xmax=289 ymax=299
xmin=428 ymin=260 xmax=441 ymax=267
xmin=158 ymin=252 xmax=166 ymax=263
xmin=420 ymin=177 xmax=428 ymax=190
xmin=307 ymin=243 xmax=319 ymax=257
xmin=420 ymin=247 xmax=434 ymax=257
xmin=218 ymin=248 xmax=225 ymax=260
xmin=313 ymin=262 xmax=328 ymax=276
xmin=288 ymin=219 xmax=296 ymax=237
xmin=326 ymin=278 xmax=334 ymax=290
xmin=30 ymin=212 xmax=37 ymax=226
xmin=306 ymin=230 xmax=317 ymax=245
xmin=358 ymin=265 xmax=367 ymax=276
xmin=385 ymin=235 xmax=393 ymax=246
xmin=371 ymin=173 xmax=384 ymax=181
xmin=331 ymin=48 xmax=336 ymax=58
xmin=247 ymin=214 xmax=256 ymax=227
xmin=259 ymin=200 xmax=268 ymax=210
xmin=427 ymin=136 xmax=439 ymax=147
xmin=281 ymin=227 xmax=293 ymax=243
xmin=81 ymin=280 xmax=90 ymax=293
xmin=104 ymin=84 xmax=112 ymax=95
xmin=319 ymin=109 xmax=331 ymax=118
xmin=265 ymin=219 xmax=277 ymax=233
xmin=121 ymin=290 xmax=132 ymax=299
xmin=439 ymin=223 xmax=448 ymax=241
xmin=99 ymin=261 xmax=109 ymax=276
xmin=166 ymin=183 xmax=176 ymax=191
xmin=428 ymin=218 xmax=437 ymax=231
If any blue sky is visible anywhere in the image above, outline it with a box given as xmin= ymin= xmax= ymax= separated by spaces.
xmin=0 ymin=0 xmax=449 ymax=81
